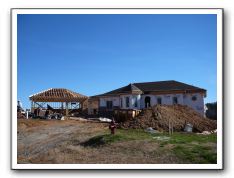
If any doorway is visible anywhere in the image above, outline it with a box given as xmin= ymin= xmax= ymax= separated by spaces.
xmin=145 ymin=96 xmax=151 ymax=108
xmin=106 ymin=101 xmax=113 ymax=109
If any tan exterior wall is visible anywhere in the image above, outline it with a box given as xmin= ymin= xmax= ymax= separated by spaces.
xmin=87 ymin=99 xmax=99 ymax=115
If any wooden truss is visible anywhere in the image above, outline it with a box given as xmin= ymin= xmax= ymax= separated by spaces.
xmin=29 ymin=88 xmax=88 ymax=117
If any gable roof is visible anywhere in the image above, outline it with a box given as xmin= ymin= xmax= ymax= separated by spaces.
xmin=103 ymin=83 xmax=142 ymax=95
xmin=29 ymin=88 xmax=88 ymax=102
xmin=91 ymin=80 xmax=206 ymax=97
xmin=90 ymin=84 xmax=142 ymax=99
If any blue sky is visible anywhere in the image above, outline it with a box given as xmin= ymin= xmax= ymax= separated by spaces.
xmin=17 ymin=14 xmax=217 ymax=109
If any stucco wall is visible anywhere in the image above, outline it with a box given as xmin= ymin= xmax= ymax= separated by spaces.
xmin=99 ymin=95 xmax=141 ymax=109
xmin=99 ymin=93 xmax=205 ymax=115
xmin=140 ymin=94 xmax=184 ymax=108
xmin=140 ymin=93 xmax=204 ymax=115
xmin=120 ymin=94 xmax=141 ymax=109
xmin=183 ymin=93 xmax=204 ymax=115
xmin=100 ymin=97 xmax=120 ymax=107
xmin=87 ymin=100 xmax=99 ymax=115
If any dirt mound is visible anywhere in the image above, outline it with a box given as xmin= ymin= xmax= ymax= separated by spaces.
xmin=120 ymin=105 xmax=216 ymax=132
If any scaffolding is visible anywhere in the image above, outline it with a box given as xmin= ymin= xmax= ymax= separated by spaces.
xmin=29 ymin=88 xmax=88 ymax=118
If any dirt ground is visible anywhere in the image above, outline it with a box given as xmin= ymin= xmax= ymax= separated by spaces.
xmin=17 ymin=119 xmax=216 ymax=164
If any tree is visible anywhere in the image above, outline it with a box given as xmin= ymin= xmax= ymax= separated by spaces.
xmin=205 ymin=102 xmax=217 ymax=120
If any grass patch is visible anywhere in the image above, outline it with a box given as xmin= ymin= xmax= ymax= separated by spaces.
xmin=151 ymin=132 xmax=217 ymax=164
xmin=173 ymin=144 xmax=217 ymax=164
xmin=116 ymin=129 xmax=153 ymax=140
xmin=169 ymin=133 xmax=217 ymax=144
xmin=80 ymin=129 xmax=217 ymax=164
xmin=157 ymin=132 xmax=216 ymax=146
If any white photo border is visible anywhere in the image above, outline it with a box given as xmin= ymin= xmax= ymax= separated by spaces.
xmin=11 ymin=8 xmax=223 ymax=170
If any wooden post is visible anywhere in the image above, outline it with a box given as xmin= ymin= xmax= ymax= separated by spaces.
xmin=168 ymin=118 xmax=173 ymax=135
xmin=65 ymin=102 xmax=69 ymax=120
xmin=31 ymin=101 xmax=33 ymax=111
xmin=169 ymin=118 xmax=171 ymax=135
xmin=172 ymin=121 xmax=174 ymax=135
xmin=168 ymin=119 xmax=171 ymax=135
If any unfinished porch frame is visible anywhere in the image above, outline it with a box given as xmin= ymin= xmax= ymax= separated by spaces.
xmin=29 ymin=88 xmax=88 ymax=118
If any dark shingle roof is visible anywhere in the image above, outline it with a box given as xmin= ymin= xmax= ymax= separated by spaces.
xmin=133 ymin=80 xmax=206 ymax=92
xmin=92 ymin=80 xmax=206 ymax=97
xmin=102 ymin=84 xmax=142 ymax=95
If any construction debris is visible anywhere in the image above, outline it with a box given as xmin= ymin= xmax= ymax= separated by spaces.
xmin=61 ymin=116 xmax=65 ymax=120
xmin=98 ymin=117 xmax=112 ymax=123
xmin=120 ymin=104 xmax=217 ymax=132
xmin=196 ymin=131 xmax=212 ymax=135
xmin=153 ymin=136 xmax=170 ymax=141
xmin=184 ymin=123 xmax=193 ymax=132
xmin=47 ymin=113 xmax=63 ymax=120
xmin=196 ymin=129 xmax=217 ymax=135
xmin=212 ymin=129 xmax=217 ymax=133
xmin=17 ymin=100 xmax=26 ymax=119
xmin=17 ymin=112 xmax=26 ymax=119
xmin=144 ymin=127 xmax=158 ymax=134
xmin=86 ymin=117 xmax=112 ymax=123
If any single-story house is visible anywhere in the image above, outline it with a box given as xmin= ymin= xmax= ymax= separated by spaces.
xmin=88 ymin=80 xmax=206 ymax=116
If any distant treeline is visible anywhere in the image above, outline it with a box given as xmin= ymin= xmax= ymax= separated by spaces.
xmin=205 ymin=102 xmax=217 ymax=120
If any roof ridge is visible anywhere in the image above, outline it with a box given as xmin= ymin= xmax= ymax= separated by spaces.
xmin=29 ymin=88 xmax=53 ymax=98
xmin=133 ymin=80 xmax=176 ymax=85
xmin=130 ymin=83 xmax=142 ymax=91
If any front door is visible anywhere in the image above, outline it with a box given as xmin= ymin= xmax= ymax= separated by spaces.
xmin=145 ymin=96 xmax=151 ymax=108
xmin=106 ymin=101 xmax=113 ymax=110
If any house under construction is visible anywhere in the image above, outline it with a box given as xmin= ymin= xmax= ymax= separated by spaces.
xmin=29 ymin=88 xmax=88 ymax=118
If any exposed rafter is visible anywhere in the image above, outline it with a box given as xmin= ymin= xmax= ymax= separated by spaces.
xmin=29 ymin=88 xmax=88 ymax=102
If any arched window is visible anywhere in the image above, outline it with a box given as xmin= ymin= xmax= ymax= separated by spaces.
xmin=157 ymin=97 xmax=162 ymax=104
xmin=133 ymin=96 xmax=138 ymax=107
xmin=192 ymin=96 xmax=197 ymax=101
xmin=126 ymin=97 xmax=130 ymax=108
xmin=173 ymin=97 xmax=178 ymax=104
xmin=145 ymin=96 xmax=151 ymax=108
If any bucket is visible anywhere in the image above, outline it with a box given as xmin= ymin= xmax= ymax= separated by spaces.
xmin=184 ymin=123 xmax=193 ymax=132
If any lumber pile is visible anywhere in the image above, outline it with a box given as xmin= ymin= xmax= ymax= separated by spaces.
xmin=120 ymin=104 xmax=216 ymax=132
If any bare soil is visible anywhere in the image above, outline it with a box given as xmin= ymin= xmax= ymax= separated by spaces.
xmin=17 ymin=119 xmax=216 ymax=164
xmin=17 ymin=119 xmax=182 ymax=164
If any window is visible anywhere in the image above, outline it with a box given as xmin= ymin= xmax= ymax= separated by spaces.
xmin=173 ymin=97 xmax=178 ymax=104
xmin=192 ymin=96 xmax=197 ymax=101
xmin=93 ymin=109 xmax=97 ymax=115
xmin=106 ymin=101 xmax=113 ymax=109
xmin=120 ymin=98 xmax=123 ymax=107
xmin=157 ymin=97 xmax=162 ymax=104
xmin=145 ymin=96 xmax=151 ymax=108
xmin=126 ymin=97 xmax=129 ymax=108
xmin=133 ymin=97 xmax=138 ymax=107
